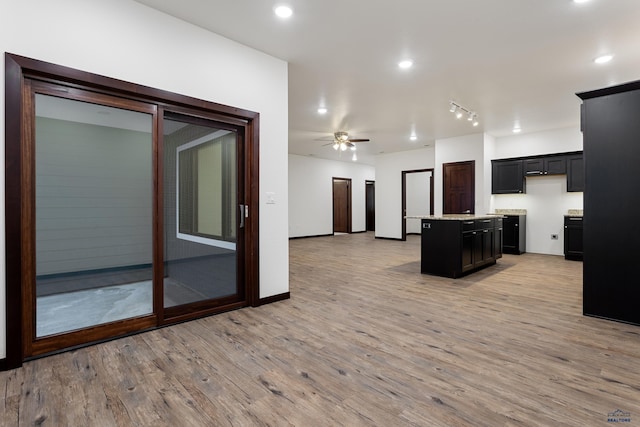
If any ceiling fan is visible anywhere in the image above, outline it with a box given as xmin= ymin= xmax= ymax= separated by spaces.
xmin=326 ymin=131 xmax=370 ymax=151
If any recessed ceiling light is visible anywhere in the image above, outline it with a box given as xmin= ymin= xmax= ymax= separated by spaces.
xmin=274 ymin=5 xmax=293 ymax=18
xmin=398 ymin=60 xmax=413 ymax=69
xmin=410 ymin=135 xmax=417 ymax=141
xmin=573 ymin=0 xmax=589 ymax=3
xmin=513 ymin=127 xmax=522 ymax=134
xmin=317 ymin=107 xmax=327 ymax=114
xmin=594 ymin=54 xmax=613 ymax=64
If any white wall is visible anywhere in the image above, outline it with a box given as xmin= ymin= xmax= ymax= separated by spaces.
xmin=434 ymin=133 xmax=488 ymax=216
xmin=491 ymin=126 xmax=584 ymax=255
xmin=288 ymin=155 xmax=375 ymax=237
xmin=0 ymin=0 xmax=289 ymax=359
xmin=375 ymin=147 xmax=436 ymax=239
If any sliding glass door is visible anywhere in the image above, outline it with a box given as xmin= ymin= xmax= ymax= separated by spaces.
xmin=11 ymin=72 xmax=253 ymax=360
xmin=161 ymin=113 xmax=244 ymax=315
xmin=34 ymin=93 xmax=155 ymax=338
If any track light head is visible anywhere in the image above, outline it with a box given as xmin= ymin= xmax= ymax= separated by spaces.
xmin=448 ymin=101 xmax=479 ymax=127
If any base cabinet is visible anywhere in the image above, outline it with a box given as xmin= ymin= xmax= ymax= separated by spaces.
xmin=503 ymin=215 xmax=526 ymax=254
xmin=564 ymin=216 xmax=583 ymax=261
xmin=422 ymin=217 xmax=502 ymax=278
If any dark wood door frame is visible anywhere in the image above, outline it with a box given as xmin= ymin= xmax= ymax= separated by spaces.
xmin=401 ymin=169 xmax=434 ymax=241
xmin=443 ymin=160 xmax=475 ymax=215
xmin=365 ymin=180 xmax=375 ymax=232
xmin=332 ymin=177 xmax=352 ymax=234
xmin=3 ymin=53 xmax=261 ymax=369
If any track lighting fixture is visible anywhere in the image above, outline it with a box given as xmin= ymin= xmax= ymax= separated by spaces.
xmin=449 ymin=101 xmax=479 ymax=127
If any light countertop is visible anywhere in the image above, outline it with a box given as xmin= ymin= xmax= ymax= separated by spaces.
xmin=405 ymin=214 xmax=504 ymax=221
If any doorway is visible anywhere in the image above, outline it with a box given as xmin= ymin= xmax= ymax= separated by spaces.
xmin=402 ymin=169 xmax=434 ymax=241
xmin=333 ymin=178 xmax=352 ymax=234
xmin=365 ymin=180 xmax=375 ymax=232
xmin=443 ymin=161 xmax=475 ymax=214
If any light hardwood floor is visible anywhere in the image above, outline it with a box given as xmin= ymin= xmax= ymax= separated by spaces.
xmin=2 ymin=232 xmax=640 ymax=426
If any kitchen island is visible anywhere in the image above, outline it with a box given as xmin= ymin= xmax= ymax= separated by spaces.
xmin=407 ymin=215 xmax=504 ymax=278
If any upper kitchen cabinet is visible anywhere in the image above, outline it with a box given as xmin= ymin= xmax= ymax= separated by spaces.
xmin=566 ymin=153 xmax=584 ymax=192
xmin=491 ymin=159 xmax=524 ymax=194
xmin=524 ymin=156 xmax=566 ymax=176
xmin=578 ymin=80 xmax=640 ymax=326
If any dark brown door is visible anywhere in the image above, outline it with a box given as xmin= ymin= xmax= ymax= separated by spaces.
xmin=333 ymin=178 xmax=351 ymax=233
xmin=366 ymin=180 xmax=375 ymax=231
xmin=443 ymin=161 xmax=475 ymax=214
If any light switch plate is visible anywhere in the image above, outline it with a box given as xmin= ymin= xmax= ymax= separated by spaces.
xmin=266 ymin=192 xmax=276 ymax=204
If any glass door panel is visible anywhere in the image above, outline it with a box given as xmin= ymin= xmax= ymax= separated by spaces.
xmin=34 ymin=94 xmax=154 ymax=337
xmin=163 ymin=116 xmax=238 ymax=308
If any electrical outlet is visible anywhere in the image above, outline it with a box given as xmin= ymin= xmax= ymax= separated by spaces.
xmin=551 ymin=234 xmax=559 ymax=240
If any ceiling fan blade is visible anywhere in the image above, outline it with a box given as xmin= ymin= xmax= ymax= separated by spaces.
xmin=347 ymin=138 xmax=370 ymax=142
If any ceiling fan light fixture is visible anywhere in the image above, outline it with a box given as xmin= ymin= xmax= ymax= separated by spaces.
xmin=334 ymin=131 xmax=349 ymax=142
xmin=332 ymin=142 xmax=339 ymax=150
xmin=340 ymin=142 xmax=347 ymax=151
xmin=350 ymin=144 xmax=356 ymax=151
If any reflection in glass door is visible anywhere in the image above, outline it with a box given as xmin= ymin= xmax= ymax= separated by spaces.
xmin=162 ymin=115 xmax=240 ymax=308
xmin=34 ymin=94 xmax=154 ymax=337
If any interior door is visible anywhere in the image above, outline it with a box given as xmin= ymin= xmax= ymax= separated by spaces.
xmin=333 ymin=178 xmax=351 ymax=233
xmin=366 ymin=180 xmax=375 ymax=232
xmin=443 ymin=161 xmax=475 ymax=214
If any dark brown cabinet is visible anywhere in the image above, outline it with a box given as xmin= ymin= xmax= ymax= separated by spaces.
xmin=578 ymin=80 xmax=640 ymax=325
xmin=566 ymin=154 xmax=584 ymax=192
xmin=491 ymin=160 xmax=524 ymax=194
xmin=422 ymin=217 xmax=502 ymax=278
xmin=564 ymin=216 xmax=583 ymax=261
xmin=503 ymin=215 xmax=526 ymax=254
xmin=524 ymin=156 xmax=566 ymax=176
xmin=492 ymin=152 xmax=581 ymax=194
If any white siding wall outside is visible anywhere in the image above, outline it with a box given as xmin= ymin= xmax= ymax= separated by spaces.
xmin=35 ymin=117 xmax=152 ymax=276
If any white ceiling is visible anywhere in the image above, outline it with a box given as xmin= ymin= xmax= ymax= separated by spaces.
xmin=135 ymin=0 xmax=640 ymax=165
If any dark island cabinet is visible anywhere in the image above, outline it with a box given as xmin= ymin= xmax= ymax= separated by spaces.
xmin=566 ymin=154 xmax=584 ymax=192
xmin=578 ymin=80 xmax=640 ymax=325
xmin=502 ymin=215 xmax=526 ymax=254
xmin=564 ymin=216 xmax=583 ymax=261
xmin=492 ymin=160 xmax=524 ymax=194
xmin=422 ymin=217 xmax=502 ymax=278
